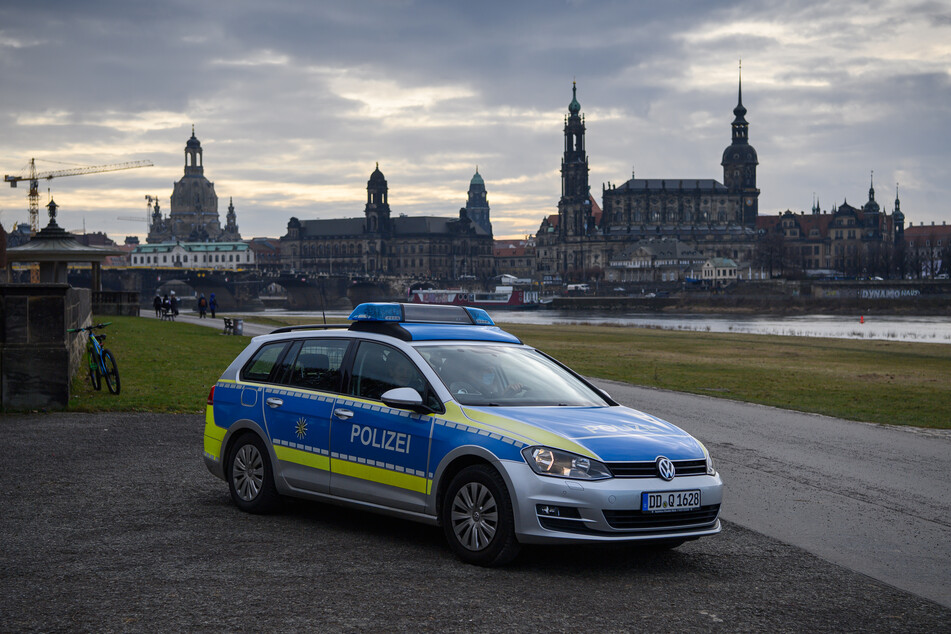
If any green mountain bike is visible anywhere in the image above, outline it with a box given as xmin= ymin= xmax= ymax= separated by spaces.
xmin=68 ymin=322 xmax=121 ymax=395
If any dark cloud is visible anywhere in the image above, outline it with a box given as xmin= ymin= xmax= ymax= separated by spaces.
xmin=1 ymin=0 xmax=949 ymax=239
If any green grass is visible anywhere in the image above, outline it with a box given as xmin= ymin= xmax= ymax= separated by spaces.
xmin=497 ymin=322 xmax=951 ymax=429
xmin=68 ymin=316 xmax=250 ymax=413
xmin=69 ymin=315 xmax=951 ymax=429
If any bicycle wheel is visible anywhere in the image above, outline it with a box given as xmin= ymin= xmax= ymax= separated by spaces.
xmin=102 ymin=349 xmax=121 ymax=395
xmin=88 ymin=353 xmax=102 ymax=390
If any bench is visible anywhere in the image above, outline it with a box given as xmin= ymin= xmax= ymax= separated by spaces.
xmin=161 ymin=307 xmax=175 ymax=321
xmin=222 ymin=318 xmax=234 ymax=334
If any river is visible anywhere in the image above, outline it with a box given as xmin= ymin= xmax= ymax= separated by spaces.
xmin=240 ymin=308 xmax=951 ymax=344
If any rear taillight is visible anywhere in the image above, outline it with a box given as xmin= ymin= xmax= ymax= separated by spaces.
xmin=206 ymin=385 xmax=215 ymax=406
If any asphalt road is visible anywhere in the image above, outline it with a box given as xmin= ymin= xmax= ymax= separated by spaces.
xmin=2 ymin=412 xmax=949 ymax=632
xmin=592 ymin=379 xmax=951 ymax=610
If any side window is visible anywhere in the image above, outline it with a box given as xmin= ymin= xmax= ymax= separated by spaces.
xmin=285 ymin=339 xmax=350 ymax=393
xmin=349 ymin=341 xmax=435 ymax=407
xmin=242 ymin=342 xmax=289 ymax=383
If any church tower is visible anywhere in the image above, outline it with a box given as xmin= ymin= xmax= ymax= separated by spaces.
xmin=558 ymin=82 xmax=592 ymax=238
xmin=893 ymin=184 xmax=905 ymax=245
xmin=464 ymin=168 xmax=492 ymax=235
xmin=167 ymin=126 xmax=221 ymax=241
xmin=721 ymin=66 xmax=759 ymax=225
xmin=364 ymin=163 xmax=391 ymax=235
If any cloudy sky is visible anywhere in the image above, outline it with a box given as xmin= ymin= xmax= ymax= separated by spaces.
xmin=1 ymin=0 xmax=949 ymax=241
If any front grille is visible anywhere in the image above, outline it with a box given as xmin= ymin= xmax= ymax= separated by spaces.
xmin=603 ymin=505 xmax=720 ymax=530
xmin=607 ymin=459 xmax=707 ymax=478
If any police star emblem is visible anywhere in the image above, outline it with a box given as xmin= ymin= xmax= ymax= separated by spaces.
xmin=295 ymin=417 xmax=308 ymax=439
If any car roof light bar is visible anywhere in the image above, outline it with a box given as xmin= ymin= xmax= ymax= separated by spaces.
xmin=348 ymin=302 xmax=495 ymax=326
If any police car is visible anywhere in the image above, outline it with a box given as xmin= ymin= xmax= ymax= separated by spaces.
xmin=203 ymin=303 xmax=723 ymax=565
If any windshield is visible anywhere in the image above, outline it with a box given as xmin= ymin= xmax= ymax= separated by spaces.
xmin=416 ymin=344 xmax=610 ymax=407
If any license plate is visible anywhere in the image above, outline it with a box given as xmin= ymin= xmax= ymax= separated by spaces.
xmin=642 ymin=490 xmax=701 ymax=513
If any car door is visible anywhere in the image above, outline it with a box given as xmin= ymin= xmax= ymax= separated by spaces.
xmin=262 ymin=337 xmax=351 ymax=494
xmin=329 ymin=340 xmax=436 ymax=512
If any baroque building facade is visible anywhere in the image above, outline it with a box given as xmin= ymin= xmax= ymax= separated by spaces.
xmin=756 ymin=177 xmax=905 ymax=276
xmin=536 ymin=78 xmax=760 ymax=282
xmin=280 ymin=165 xmax=494 ymax=278
xmin=146 ymin=128 xmax=241 ymax=243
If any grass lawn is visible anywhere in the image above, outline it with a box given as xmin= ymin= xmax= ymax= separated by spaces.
xmin=68 ymin=315 xmax=250 ymax=413
xmin=67 ymin=315 xmax=951 ymax=429
xmin=499 ymin=322 xmax=951 ymax=429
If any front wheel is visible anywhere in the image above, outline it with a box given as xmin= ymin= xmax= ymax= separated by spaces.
xmin=441 ymin=465 xmax=520 ymax=566
xmin=101 ymin=349 xmax=120 ymax=395
xmin=88 ymin=353 xmax=102 ymax=390
xmin=227 ymin=434 xmax=280 ymax=514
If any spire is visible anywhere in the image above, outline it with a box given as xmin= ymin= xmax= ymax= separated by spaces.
xmin=869 ymin=170 xmax=875 ymax=201
xmin=568 ymin=81 xmax=581 ymax=116
xmin=733 ymin=61 xmax=747 ymax=121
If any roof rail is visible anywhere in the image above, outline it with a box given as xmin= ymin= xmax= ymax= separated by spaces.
xmin=268 ymin=324 xmax=350 ymax=334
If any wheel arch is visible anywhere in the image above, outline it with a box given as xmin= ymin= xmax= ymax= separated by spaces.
xmin=220 ymin=420 xmax=279 ymax=485
xmin=430 ymin=446 xmax=521 ymax=525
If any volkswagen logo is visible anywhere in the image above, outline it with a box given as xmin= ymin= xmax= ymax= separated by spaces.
xmin=656 ymin=456 xmax=676 ymax=481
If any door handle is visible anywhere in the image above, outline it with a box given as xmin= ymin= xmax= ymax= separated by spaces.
xmin=333 ymin=408 xmax=354 ymax=420
xmin=266 ymin=397 xmax=284 ymax=408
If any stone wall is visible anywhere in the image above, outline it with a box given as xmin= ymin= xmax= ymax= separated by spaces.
xmin=0 ymin=284 xmax=91 ymax=410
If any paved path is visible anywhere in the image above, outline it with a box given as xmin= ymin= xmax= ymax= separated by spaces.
xmin=594 ymin=379 xmax=951 ymax=609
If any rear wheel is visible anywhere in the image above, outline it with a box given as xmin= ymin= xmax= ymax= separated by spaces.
xmin=102 ymin=349 xmax=120 ymax=395
xmin=227 ymin=434 xmax=280 ymax=513
xmin=441 ymin=465 xmax=520 ymax=566
xmin=88 ymin=353 xmax=102 ymax=390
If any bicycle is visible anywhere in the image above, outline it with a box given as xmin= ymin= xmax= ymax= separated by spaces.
xmin=68 ymin=322 xmax=121 ymax=395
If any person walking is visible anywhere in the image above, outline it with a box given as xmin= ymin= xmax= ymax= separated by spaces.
xmin=153 ymin=294 xmax=162 ymax=318
xmin=170 ymin=290 xmax=179 ymax=316
xmin=209 ymin=293 xmax=217 ymax=318
xmin=198 ymin=293 xmax=208 ymax=319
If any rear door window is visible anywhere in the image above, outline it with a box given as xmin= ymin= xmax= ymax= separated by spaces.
xmin=284 ymin=339 xmax=351 ymax=393
xmin=242 ymin=342 xmax=289 ymax=383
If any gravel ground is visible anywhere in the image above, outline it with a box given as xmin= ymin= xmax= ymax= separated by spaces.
xmin=1 ymin=412 xmax=948 ymax=632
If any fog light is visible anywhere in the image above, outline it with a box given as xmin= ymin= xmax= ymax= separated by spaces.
xmin=537 ymin=504 xmax=561 ymax=517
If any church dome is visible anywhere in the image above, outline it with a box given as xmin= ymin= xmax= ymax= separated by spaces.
xmin=369 ymin=162 xmax=385 ymax=182
xmin=721 ymin=145 xmax=758 ymax=165
xmin=186 ymin=129 xmax=201 ymax=149
xmin=568 ymin=82 xmax=581 ymax=116
xmin=470 ymin=168 xmax=484 ymax=187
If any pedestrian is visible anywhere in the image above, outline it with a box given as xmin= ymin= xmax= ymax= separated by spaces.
xmin=209 ymin=292 xmax=217 ymax=318
xmin=162 ymin=293 xmax=170 ymax=313
xmin=153 ymin=294 xmax=162 ymax=318
xmin=170 ymin=290 xmax=179 ymax=316
xmin=198 ymin=293 xmax=208 ymax=319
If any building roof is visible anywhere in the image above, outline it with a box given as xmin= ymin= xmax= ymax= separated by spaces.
xmin=611 ymin=178 xmax=728 ymax=193
xmin=133 ymin=241 xmax=248 ymax=253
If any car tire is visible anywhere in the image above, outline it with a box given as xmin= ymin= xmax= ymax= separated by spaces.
xmin=441 ymin=464 xmax=520 ymax=566
xmin=227 ymin=433 xmax=280 ymax=514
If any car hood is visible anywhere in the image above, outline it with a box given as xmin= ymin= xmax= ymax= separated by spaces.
xmin=462 ymin=405 xmax=704 ymax=462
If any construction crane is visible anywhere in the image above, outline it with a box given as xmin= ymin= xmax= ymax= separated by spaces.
xmin=117 ymin=195 xmax=160 ymax=230
xmin=4 ymin=158 xmax=153 ymax=232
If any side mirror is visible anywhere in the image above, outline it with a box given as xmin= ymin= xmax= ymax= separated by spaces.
xmin=382 ymin=387 xmax=431 ymax=414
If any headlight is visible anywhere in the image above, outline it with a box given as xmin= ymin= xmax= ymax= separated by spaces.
xmin=698 ymin=441 xmax=716 ymax=476
xmin=521 ymin=446 xmax=612 ymax=480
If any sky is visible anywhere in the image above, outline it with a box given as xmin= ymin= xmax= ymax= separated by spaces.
xmin=1 ymin=0 xmax=949 ymax=242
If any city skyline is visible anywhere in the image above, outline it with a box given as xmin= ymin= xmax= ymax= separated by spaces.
xmin=1 ymin=1 xmax=949 ymax=241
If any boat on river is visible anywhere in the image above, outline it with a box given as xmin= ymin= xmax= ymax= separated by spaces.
xmin=409 ymin=285 xmax=541 ymax=310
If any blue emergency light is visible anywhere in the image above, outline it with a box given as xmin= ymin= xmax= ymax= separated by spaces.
xmin=348 ymin=303 xmax=496 ymax=326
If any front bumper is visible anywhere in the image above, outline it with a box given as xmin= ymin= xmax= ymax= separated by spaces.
xmin=503 ymin=462 xmax=724 ymax=545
